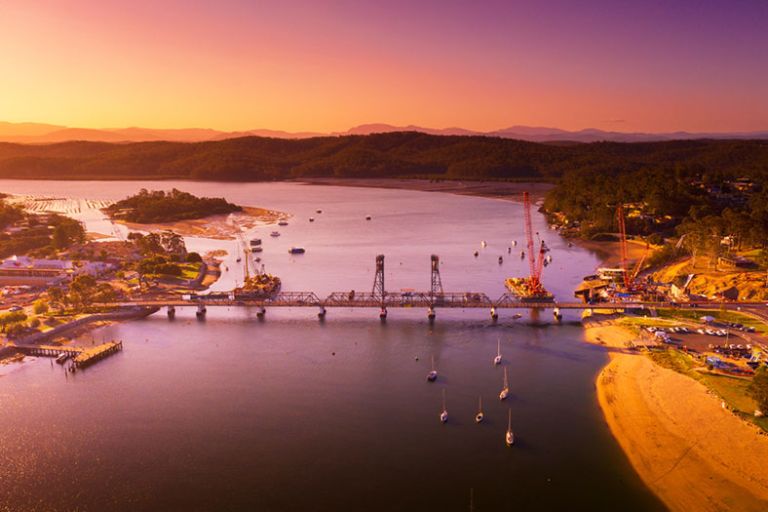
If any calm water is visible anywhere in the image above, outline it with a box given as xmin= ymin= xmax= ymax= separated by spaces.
xmin=0 ymin=181 xmax=663 ymax=511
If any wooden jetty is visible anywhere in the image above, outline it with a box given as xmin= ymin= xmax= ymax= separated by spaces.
xmin=17 ymin=341 xmax=123 ymax=370
xmin=72 ymin=341 xmax=122 ymax=369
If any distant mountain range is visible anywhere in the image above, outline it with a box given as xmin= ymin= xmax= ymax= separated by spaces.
xmin=1 ymin=121 xmax=767 ymax=144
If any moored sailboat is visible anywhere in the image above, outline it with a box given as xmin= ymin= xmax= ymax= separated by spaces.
xmin=499 ymin=367 xmax=509 ymax=400
xmin=505 ymin=408 xmax=514 ymax=446
xmin=440 ymin=389 xmax=448 ymax=423
xmin=475 ymin=396 xmax=484 ymax=423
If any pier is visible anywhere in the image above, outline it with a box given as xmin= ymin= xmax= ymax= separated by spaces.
xmin=17 ymin=341 xmax=123 ymax=370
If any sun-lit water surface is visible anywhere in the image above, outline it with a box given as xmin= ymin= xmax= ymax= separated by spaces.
xmin=0 ymin=181 xmax=662 ymax=511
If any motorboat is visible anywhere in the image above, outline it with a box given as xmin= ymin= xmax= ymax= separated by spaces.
xmin=493 ymin=339 xmax=502 ymax=365
xmin=498 ymin=256 xmax=503 ymax=265
xmin=288 ymin=247 xmax=306 ymax=254
xmin=481 ymin=241 xmax=487 ymax=248
xmin=499 ymin=367 xmax=510 ymax=400
xmin=250 ymin=238 xmax=262 ymax=246
xmin=278 ymin=220 xmax=289 ymax=226
xmin=475 ymin=396 xmax=484 ymax=423
xmin=316 ymin=209 xmax=323 ymax=214
xmin=365 ymin=215 xmax=372 ymax=220
xmin=252 ymin=246 xmax=263 ymax=253
xmin=309 ymin=217 xmax=315 ymax=222
xmin=270 ymin=231 xmax=280 ymax=237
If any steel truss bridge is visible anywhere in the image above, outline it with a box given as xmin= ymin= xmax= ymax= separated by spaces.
xmin=102 ymin=255 xmax=754 ymax=320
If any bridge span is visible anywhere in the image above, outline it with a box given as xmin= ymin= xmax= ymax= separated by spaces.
xmin=99 ymin=255 xmax=757 ymax=320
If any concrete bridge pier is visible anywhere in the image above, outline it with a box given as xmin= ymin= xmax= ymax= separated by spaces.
xmin=318 ymin=306 xmax=327 ymax=320
xmin=256 ymin=306 xmax=266 ymax=320
xmin=379 ymin=307 xmax=388 ymax=321
xmin=427 ymin=306 xmax=436 ymax=323
xmin=490 ymin=307 xmax=499 ymax=321
xmin=167 ymin=305 xmax=176 ymax=319
xmin=195 ymin=303 xmax=206 ymax=319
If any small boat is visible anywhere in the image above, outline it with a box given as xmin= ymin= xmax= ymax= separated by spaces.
xmin=505 ymin=408 xmax=515 ymax=446
xmin=254 ymin=257 xmax=261 ymax=263
xmin=278 ymin=220 xmax=289 ymax=226
xmin=236 ymin=256 xmax=242 ymax=263
xmin=481 ymin=241 xmax=487 ymax=248
xmin=475 ymin=396 xmax=484 ymax=423
xmin=512 ymin=313 xmax=522 ymax=320
xmin=427 ymin=355 xmax=437 ymax=382
xmin=252 ymin=246 xmax=263 ymax=253
xmin=440 ymin=389 xmax=448 ymax=423
xmin=473 ymin=251 xmax=479 ymax=258
xmin=309 ymin=217 xmax=315 ymax=222
xmin=512 ymin=240 xmax=517 ymax=246
xmin=250 ymin=238 xmax=262 ymax=246
xmin=288 ymin=247 xmax=306 ymax=254
xmin=493 ymin=338 xmax=502 ymax=365
xmin=365 ymin=215 xmax=372 ymax=221
xmin=498 ymin=256 xmax=503 ymax=265
xmin=507 ymin=247 xmax=511 ymax=254
xmin=520 ymin=251 xmax=525 ymax=260
xmin=55 ymin=352 xmax=69 ymax=364
xmin=270 ymin=231 xmax=280 ymax=237
xmin=499 ymin=367 xmax=509 ymax=400
xmin=316 ymin=209 xmax=323 ymax=214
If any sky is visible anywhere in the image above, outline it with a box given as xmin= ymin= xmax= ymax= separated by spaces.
xmin=0 ymin=0 xmax=767 ymax=133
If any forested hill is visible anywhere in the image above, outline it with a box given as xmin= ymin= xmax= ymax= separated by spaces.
xmin=0 ymin=132 xmax=766 ymax=181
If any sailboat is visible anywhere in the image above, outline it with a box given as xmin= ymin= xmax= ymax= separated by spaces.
xmin=499 ymin=367 xmax=509 ymax=400
xmin=440 ymin=389 xmax=448 ymax=423
xmin=493 ymin=338 xmax=502 ymax=365
xmin=505 ymin=408 xmax=515 ymax=446
xmin=475 ymin=396 xmax=484 ymax=423
xmin=427 ymin=355 xmax=438 ymax=382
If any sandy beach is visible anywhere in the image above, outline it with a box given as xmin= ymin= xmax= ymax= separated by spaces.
xmin=115 ymin=206 xmax=287 ymax=240
xmin=584 ymin=320 xmax=768 ymax=511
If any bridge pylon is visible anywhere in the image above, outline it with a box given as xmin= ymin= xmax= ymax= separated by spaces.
xmin=373 ymin=255 xmax=386 ymax=307
xmin=430 ymin=255 xmax=443 ymax=303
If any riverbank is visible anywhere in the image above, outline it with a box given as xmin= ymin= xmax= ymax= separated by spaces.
xmin=584 ymin=320 xmax=768 ymax=511
xmin=114 ymin=206 xmax=287 ymax=240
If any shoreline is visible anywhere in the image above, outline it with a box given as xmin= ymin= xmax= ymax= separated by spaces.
xmin=113 ymin=206 xmax=287 ymax=240
xmin=584 ymin=319 xmax=768 ymax=511
xmin=295 ymin=177 xmax=554 ymax=201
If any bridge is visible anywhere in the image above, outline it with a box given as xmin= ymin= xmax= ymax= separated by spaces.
xmin=100 ymin=255 xmax=757 ymax=321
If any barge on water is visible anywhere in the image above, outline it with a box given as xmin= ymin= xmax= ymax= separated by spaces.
xmin=504 ymin=277 xmax=554 ymax=302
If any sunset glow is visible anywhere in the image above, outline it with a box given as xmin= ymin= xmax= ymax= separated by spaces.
xmin=2 ymin=0 xmax=767 ymax=132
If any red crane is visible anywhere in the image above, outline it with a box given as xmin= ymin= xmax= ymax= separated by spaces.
xmin=616 ymin=204 xmax=631 ymax=289
xmin=523 ymin=192 xmax=545 ymax=293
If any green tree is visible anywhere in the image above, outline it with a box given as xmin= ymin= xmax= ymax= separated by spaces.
xmin=750 ymin=367 xmax=768 ymax=414
xmin=32 ymin=299 xmax=49 ymax=315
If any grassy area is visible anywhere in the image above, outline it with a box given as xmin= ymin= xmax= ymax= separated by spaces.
xmin=646 ymin=346 xmax=768 ymax=432
xmin=648 ymin=348 xmax=698 ymax=374
xmin=178 ymin=263 xmax=201 ymax=280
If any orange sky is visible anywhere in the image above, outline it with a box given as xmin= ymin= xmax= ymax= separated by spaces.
xmin=1 ymin=0 xmax=766 ymax=133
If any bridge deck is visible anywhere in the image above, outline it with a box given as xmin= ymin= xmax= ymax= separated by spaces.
xmin=100 ymin=290 xmax=735 ymax=310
